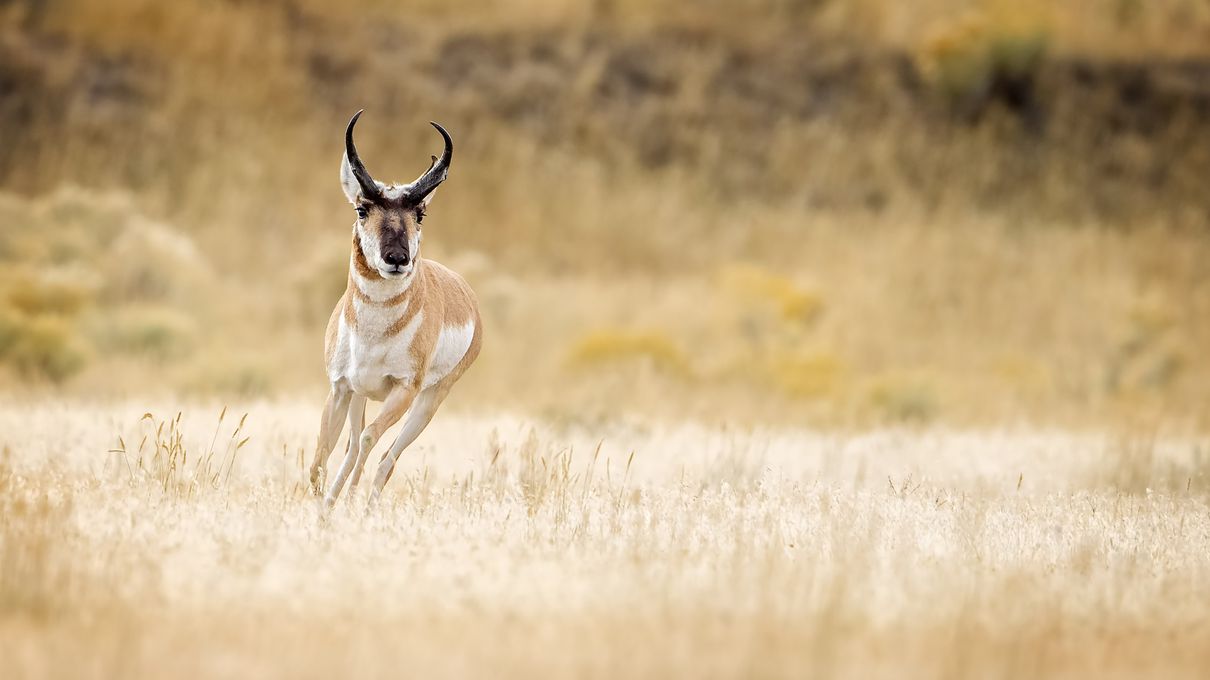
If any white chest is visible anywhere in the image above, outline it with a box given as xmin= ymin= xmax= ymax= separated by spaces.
xmin=330 ymin=301 xmax=424 ymax=400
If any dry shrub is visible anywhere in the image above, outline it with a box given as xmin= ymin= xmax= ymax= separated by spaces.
xmin=0 ymin=190 xmax=211 ymax=305
xmin=766 ymin=349 xmax=845 ymax=399
xmin=988 ymin=352 xmax=1051 ymax=395
xmin=1104 ymin=292 xmax=1188 ymax=396
xmin=718 ymin=264 xmax=824 ymax=328
xmin=0 ymin=190 xmax=215 ymax=376
xmin=0 ymin=268 xmax=96 ymax=382
xmin=185 ymin=356 xmax=273 ymax=397
xmin=89 ymin=305 xmax=196 ymax=360
xmin=101 ymin=216 xmax=212 ymax=304
xmin=917 ymin=3 xmax=1050 ymax=116
xmin=568 ymin=328 xmax=691 ymax=378
xmin=865 ymin=371 xmax=940 ymax=423
xmin=714 ymin=264 xmax=844 ymax=401
xmin=0 ymin=271 xmax=92 ymax=381
xmin=0 ymin=312 xmax=90 ymax=381
xmin=1 ymin=270 xmax=96 ymax=316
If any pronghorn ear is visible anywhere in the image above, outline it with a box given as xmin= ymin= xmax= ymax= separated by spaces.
xmin=340 ymin=153 xmax=362 ymax=204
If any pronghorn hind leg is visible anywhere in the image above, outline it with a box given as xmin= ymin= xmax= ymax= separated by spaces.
xmin=370 ymin=322 xmax=481 ymax=505
xmin=325 ymin=385 xmax=415 ymax=508
xmin=369 ymin=385 xmax=447 ymax=504
xmin=308 ymin=385 xmax=352 ymax=495
xmin=357 ymin=383 xmax=418 ymax=455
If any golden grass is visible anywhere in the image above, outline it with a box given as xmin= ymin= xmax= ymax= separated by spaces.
xmin=3 ymin=3 xmax=1208 ymax=675
xmin=2 ymin=0 xmax=1210 ymax=427
xmin=2 ymin=401 xmax=1209 ymax=678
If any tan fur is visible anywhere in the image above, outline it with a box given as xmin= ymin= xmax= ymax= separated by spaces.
xmin=400 ymin=260 xmax=479 ymax=362
xmin=311 ymin=231 xmax=482 ymax=505
xmin=324 ymin=294 xmax=344 ymax=367
xmin=383 ymin=300 xmax=423 ymax=339
xmin=313 ymin=116 xmax=473 ymax=505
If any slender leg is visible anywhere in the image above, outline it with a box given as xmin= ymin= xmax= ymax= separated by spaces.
xmin=308 ymin=385 xmax=351 ymax=495
xmin=347 ymin=399 xmax=376 ymax=493
xmin=326 ymin=384 xmax=416 ymax=508
xmin=368 ymin=322 xmax=481 ymax=505
xmin=358 ymin=383 xmax=418 ymax=458
xmin=322 ymin=394 xmax=367 ymax=508
xmin=369 ymin=386 xmax=446 ymax=504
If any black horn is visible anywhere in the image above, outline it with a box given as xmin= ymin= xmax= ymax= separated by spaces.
xmin=344 ymin=110 xmax=381 ymax=200
xmin=407 ymin=122 xmax=453 ymax=200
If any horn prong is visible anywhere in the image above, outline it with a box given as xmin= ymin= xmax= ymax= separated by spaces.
xmin=407 ymin=122 xmax=454 ymax=200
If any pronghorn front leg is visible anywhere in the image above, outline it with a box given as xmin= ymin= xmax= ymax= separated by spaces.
xmin=321 ymin=394 xmax=367 ymax=508
xmin=308 ymin=384 xmax=352 ymax=495
xmin=323 ymin=382 xmax=416 ymax=508
xmin=346 ymin=391 xmax=381 ymax=494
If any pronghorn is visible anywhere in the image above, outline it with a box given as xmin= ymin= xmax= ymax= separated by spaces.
xmin=310 ymin=110 xmax=482 ymax=508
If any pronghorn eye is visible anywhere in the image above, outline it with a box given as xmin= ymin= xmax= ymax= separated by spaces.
xmin=355 ymin=206 xmax=368 ymax=220
xmin=415 ymin=211 xmax=425 ymax=225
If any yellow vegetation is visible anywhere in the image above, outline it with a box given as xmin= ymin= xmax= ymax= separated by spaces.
xmin=568 ymin=328 xmax=691 ymax=378
xmin=766 ymin=350 xmax=844 ymax=399
xmin=917 ymin=3 xmax=1050 ymax=104
xmin=719 ymin=264 xmax=824 ymax=327
xmin=866 ymin=371 xmax=940 ymax=423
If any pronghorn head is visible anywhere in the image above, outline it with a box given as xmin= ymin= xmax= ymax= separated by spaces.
xmin=340 ymin=110 xmax=453 ymax=279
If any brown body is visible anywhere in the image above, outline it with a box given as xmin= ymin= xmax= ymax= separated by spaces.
xmin=325 ymin=241 xmax=481 ymax=393
xmin=310 ymin=112 xmax=480 ymax=507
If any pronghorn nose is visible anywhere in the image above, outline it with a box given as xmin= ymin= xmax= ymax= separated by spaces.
xmin=382 ymin=249 xmax=409 ymax=267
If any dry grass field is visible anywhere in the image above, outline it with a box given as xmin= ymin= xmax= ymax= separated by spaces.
xmin=3 ymin=0 xmax=1210 ymax=677
xmin=2 ymin=401 xmax=1209 ymax=679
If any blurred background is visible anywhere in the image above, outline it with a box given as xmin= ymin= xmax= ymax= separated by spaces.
xmin=0 ymin=0 xmax=1208 ymax=428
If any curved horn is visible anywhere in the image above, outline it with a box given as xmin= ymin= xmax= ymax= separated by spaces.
xmin=344 ymin=110 xmax=381 ymax=200
xmin=407 ymin=122 xmax=453 ymax=200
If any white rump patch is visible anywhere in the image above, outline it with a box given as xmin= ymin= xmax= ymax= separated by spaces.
xmin=423 ymin=320 xmax=475 ymax=389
